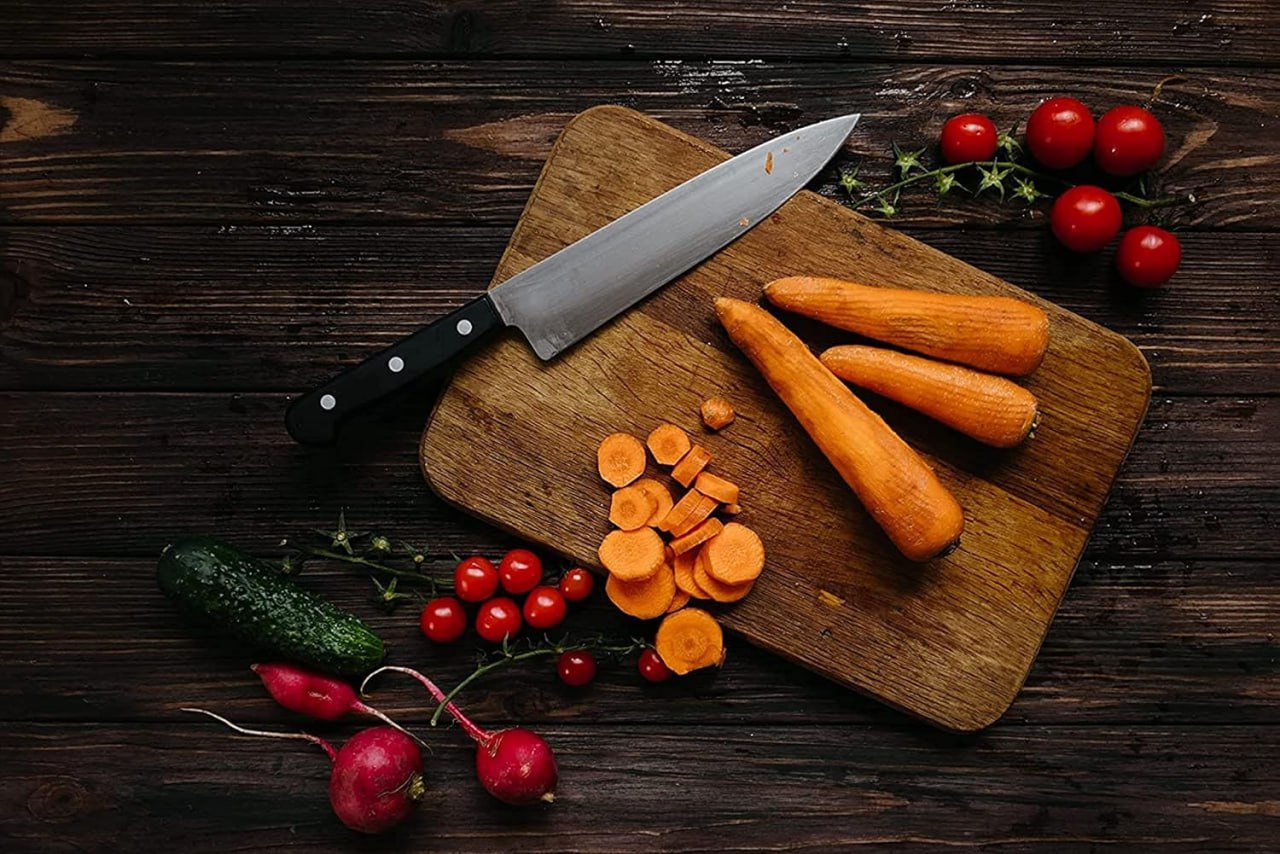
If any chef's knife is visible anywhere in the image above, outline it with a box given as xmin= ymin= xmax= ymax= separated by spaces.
xmin=287 ymin=113 xmax=860 ymax=444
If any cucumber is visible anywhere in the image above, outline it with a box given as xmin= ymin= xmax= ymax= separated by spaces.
xmin=157 ymin=536 xmax=384 ymax=676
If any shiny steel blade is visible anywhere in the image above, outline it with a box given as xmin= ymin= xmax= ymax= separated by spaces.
xmin=488 ymin=113 xmax=860 ymax=360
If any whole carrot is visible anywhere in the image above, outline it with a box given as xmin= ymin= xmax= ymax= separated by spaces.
xmin=820 ymin=345 xmax=1040 ymax=448
xmin=763 ymin=276 xmax=1049 ymax=376
xmin=715 ymin=298 xmax=963 ymax=561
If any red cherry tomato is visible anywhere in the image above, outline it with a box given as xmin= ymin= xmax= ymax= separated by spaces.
xmin=453 ymin=556 xmax=499 ymax=603
xmin=1116 ymin=226 xmax=1181 ymax=288
xmin=1050 ymin=185 xmax=1122 ymax=253
xmin=556 ymin=650 xmax=598 ymax=687
xmin=523 ymin=586 xmax=568 ymax=631
xmin=419 ymin=596 xmax=467 ymax=644
xmin=1094 ymin=105 xmax=1165 ymax=177
xmin=637 ymin=648 xmax=673 ymax=683
xmin=475 ymin=596 xmax=522 ymax=643
xmin=1025 ymin=97 xmax=1095 ymax=169
xmin=558 ymin=567 xmax=595 ymax=602
xmin=939 ymin=113 xmax=998 ymax=164
xmin=499 ymin=548 xmax=543 ymax=595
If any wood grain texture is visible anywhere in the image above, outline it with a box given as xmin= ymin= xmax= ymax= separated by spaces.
xmin=4 ymin=227 xmax=1276 ymax=395
xmin=2 ymin=0 xmax=1277 ymax=65
xmin=2 ymin=62 xmax=1276 ymax=228
xmin=1 ymin=559 xmax=1274 ymax=726
xmin=422 ymin=107 xmax=1151 ymax=731
xmin=4 ymin=723 xmax=1277 ymax=853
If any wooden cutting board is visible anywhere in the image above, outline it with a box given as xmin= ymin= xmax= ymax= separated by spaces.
xmin=422 ymin=106 xmax=1151 ymax=732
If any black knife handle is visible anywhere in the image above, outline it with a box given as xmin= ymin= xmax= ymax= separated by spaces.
xmin=286 ymin=295 xmax=503 ymax=445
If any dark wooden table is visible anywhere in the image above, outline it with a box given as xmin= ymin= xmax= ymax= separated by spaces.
xmin=2 ymin=3 xmax=1278 ymax=851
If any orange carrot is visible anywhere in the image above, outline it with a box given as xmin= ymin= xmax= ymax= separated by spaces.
xmin=673 ymin=550 xmax=711 ymax=599
xmin=670 ymin=445 xmax=712 ymax=487
xmin=700 ymin=397 xmax=736 ymax=430
xmin=659 ymin=488 xmax=705 ymax=533
xmin=821 ymin=345 xmax=1040 ymax=448
xmin=668 ymin=493 xmax=718 ymax=538
xmin=609 ymin=485 xmax=657 ymax=531
xmin=669 ymin=517 xmax=724 ymax=555
xmin=702 ymin=522 xmax=765 ymax=585
xmin=654 ymin=608 xmax=725 ymax=674
xmin=764 ymin=276 xmax=1049 ymax=376
xmin=722 ymin=503 xmax=742 ymax=516
xmin=633 ymin=478 xmax=675 ymax=527
xmin=647 ymin=424 xmax=692 ymax=466
xmin=694 ymin=547 xmax=754 ymax=602
xmin=694 ymin=471 xmax=740 ymax=505
xmin=597 ymin=432 xmax=647 ymax=487
xmin=666 ymin=590 xmax=691 ymax=614
xmin=598 ymin=528 xmax=665 ymax=582
xmin=606 ymin=563 xmax=676 ymax=619
xmin=716 ymin=297 xmax=964 ymax=561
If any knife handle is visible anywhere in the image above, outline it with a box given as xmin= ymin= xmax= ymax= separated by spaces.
xmin=286 ymin=295 xmax=502 ymax=445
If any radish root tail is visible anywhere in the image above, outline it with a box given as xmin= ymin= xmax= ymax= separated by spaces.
xmin=181 ymin=707 xmax=338 ymax=761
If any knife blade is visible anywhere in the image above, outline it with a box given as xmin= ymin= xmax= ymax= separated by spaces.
xmin=287 ymin=112 xmax=860 ymax=445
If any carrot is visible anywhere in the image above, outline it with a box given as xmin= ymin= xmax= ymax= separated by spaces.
xmin=659 ymin=488 xmax=702 ymax=533
xmin=666 ymin=590 xmax=691 ymax=614
xmin=672 ymin=550 xmax=711 ymax=599
xmin=722 ymin=503 xmax=742 ymax=516
xmin=668 ymin=493 xmax=718 ymax=538
xmin=647 ymin=424 xmax=692 ymax=466
xmin=670 ymin=445 xmax=712 ymax=487
xmin=633 ymin=478 xmax=674 ymax=527
xmin=605 ymin=563 xmax=676 ymax=620
xmin=609 ymin=485 xmax=657 ymax=531
xmin=694 ymin=547 xmax=754 ymax=602
xmin=597 ymin=432 xmax=647 ymax=487
xmin=821 ymin=345 xmax=1040 ymax=448
xmin=694 ymin=471 xmax=740 ymax=505
xmin=669 ymin=517 xmax=724 ymax=556
xmin=598 ymin=528 xmax=665 ymax=582
xmin=654 ymin=608 xmax=725 ymax=674
xmin=700 ymin=397 xmax=736 ymax=431
xmin=716 ymin=298 xmax=964 ymax=561
xmin=703 ymin=522 xmax=765 ymax=585
xmin=764 ymin=276 xmax=1050 ymax=377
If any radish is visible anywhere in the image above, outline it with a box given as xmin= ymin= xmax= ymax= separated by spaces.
xmin=362 ymin=666 xmax=558 ymax=806
xmin=251 ymin=662 xmax=416 ymax=739
xmin=183 ymin=708 xmax=425 ymax=833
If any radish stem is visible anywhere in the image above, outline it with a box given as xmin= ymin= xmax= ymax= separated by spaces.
xmin=181 ymin=707 xmax=338 ymax=761
xmin=362 ymin=666 xmax=493 ymax=743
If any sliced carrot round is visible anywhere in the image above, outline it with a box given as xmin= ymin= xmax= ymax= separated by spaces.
xmin=694 ymin=548 xmax=754 ymax=603
xmin=670 ymin=517 xmax=723 ymax=555
xmin=633 ymin=477 xmax=674 ymax=527
xmin=694 ymin=471 xmax=740 ymax=505
xmin=605 ymin=564 xmax=676 ymax=620
xmin=703 ymin=522 xmax=765 ymax=586
xmin=598 ymin=528 xmax=665 ymax=582
xmin=647 ymin=424 xmax=692 ymax=466
xmin=609 ymin=485 xmax=656 ymax=531
xmin=654 ymin=608 xmax=725 ymax=675
xmin=597 ymin=432 xmax=647 ymax=487
xmin=700 ymin=397 xmax=736 ymax=431
xmin=672 ymin=550 xmax=711 ymax=600
xmin=666 ymin=590 xmax=691 ymax=614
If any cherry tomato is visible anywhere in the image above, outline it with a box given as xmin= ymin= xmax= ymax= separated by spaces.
xmin=939 ymin=113 xmax=998 ymax=164
xmin=1050 ymin=185 xmax=1122 ymax=253
xmin=1116 ymin=225 xmax=1181 ymax=288
xmin=419 ymin=596 xmax=467 ymax=644
xmin=523 ymin=586 xmax=568 ymax=631
xmin=558 ymin=567 xmax=595 ymax=602
xmin=556 ymin=650 xmax=598 ymax=687
xmin=637 ymin=648 xmax=673 ymax=683
xmin=453 ymin=556 xmax=499 ymax=603
xmin=475 ymin=596 xmax=522 ymax=643
xmin=499 ymin=548 xmax=543 ymax=595
xmin=1025 ymin=96 xmax=1095 ymax=169
xmin=1094 ymin=105 xmax=1165 ymax=177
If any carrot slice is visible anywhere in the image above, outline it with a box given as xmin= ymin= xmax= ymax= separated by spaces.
xmin=654 ymin=608 xmax=725 ymax=675
xmin=703 ymin=522 xmax=765 ymax=585
xmin=671 ymin=445 xmax=712 ymax=487
xmin=668 ymin=494 xmax=718 ymax=538
xmin=694 ymin=472 xmax=740 ymax=504
xmin=666 ymin=590 xmax=691 ymax=614
xmin=598 ymin=528 xmax=665 ymax=582
xmin=700 ymin=397 xmax=736 ymax=431
xmin=658 ymin=488 xmax=704 ymax=533
xmin=597 ymin=432 xmax=646 ymax=487
xmin=605 ymin=563 xmax=676 ymax=619
xmin=647 ymin=424 xmax=692 ymax=466
xmin=609 ymin=485 xmax=656 ymax=531
xmin=694 ymin=548 xmax=754 ymax=603
xmin=670 ymin=517 xmax=724 ymax=555
xmin=633 ymin=477 xmax=674 ymax=527
xmin=722 ymin=503 xmax=742 ymax=516
xmin=672 ymin=550 xmax=711 ymax=599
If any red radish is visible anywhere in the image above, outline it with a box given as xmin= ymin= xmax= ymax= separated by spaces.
xmin=363 ymin=665 xmax=558 ymax=806
xmin=183 ymin=708 xmax=424 ymax=834
xmin=250 ymin=663 xmax=419 ymax=742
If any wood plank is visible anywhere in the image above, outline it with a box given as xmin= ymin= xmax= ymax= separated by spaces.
xmin=0 ymin=558 xmax=1273 ymax=726
xmin=2 ymin=1 xmax=1277 ymax=65
xmin=0 ymin=393 xmax=1274 ymax=561
xmin=3 ymin=226 xmax=1275 ymax=396
xmin=1 ymin=62 xmax=1275 ymax=228
xmin=2 ymin=722 xmax=1276 ymax=852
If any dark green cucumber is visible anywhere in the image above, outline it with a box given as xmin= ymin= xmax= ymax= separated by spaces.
xmin=157 ymin=536 xmax=384 ymax=675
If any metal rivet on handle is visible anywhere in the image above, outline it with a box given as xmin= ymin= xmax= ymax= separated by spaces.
xmin=456 ymin=319 xmax=473 ymax=336
xmin=388 ymin=356 xmax=404 ymax=373
xmin=320 ymin=394 xmax=336 ymax=411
